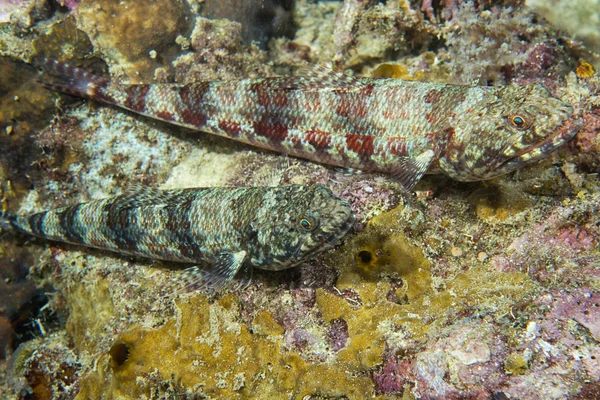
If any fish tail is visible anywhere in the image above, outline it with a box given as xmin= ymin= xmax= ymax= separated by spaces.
xmin=0 ymin=211 xmax=16 ymax=232
xmin=36 ymin=58 xmax=110 ymax=100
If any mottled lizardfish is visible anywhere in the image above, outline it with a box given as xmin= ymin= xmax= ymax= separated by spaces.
xmin=39 ymin=58 xmax=582 ymax=189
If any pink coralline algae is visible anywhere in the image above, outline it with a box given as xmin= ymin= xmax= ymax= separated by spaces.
xmin=492 ymin=201 xmax=600 ymax=284
xmin=506 ymin=42 xmax=570 ymax=88
xmin=551 ymin=291 xmax=600 ymax=345
xmin=500 ymin=289 xmax=600 ymax=399
xmin=326 ymin=318 xmax=349 ymax=352
xmin=443 ymin=2 xmax=572 ymax=85
xmin=559 ymin=64 xmax=600 ymax=169
xmin=569 ymin=107 xmax=600 ymax=169
xmin=373 ymin=354 xmax=415 ymax=394
xmin=288 ymin=328 xmax=318 ymax=351
xmin=56 ymin=0 xmax=80 ymax=9
xmin=421 ymin=0 xmax=458 ymax=22
xmin=373 ymin=320 xmax=511 ymax=398
xmin=413 ymin=322 xmax=507 ymax=399
xmin=336 ymin=177 xmax=397 ymax=225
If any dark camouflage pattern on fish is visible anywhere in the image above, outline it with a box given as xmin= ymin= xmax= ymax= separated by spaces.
xmin=40 ymin=59 xmax=582 ymax=189
xmin=0 ymin=185 xmax=354 ymax=289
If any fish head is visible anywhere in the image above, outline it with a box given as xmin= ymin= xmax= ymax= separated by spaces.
xmin=438 ymin=83 xmax=581 ymax=182
xmin=250 ymin=184 xmax=354 ymax=271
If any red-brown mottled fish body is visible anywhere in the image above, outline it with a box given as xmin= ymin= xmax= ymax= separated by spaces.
xmin=40 ymin=59 xmax=581 ymax=189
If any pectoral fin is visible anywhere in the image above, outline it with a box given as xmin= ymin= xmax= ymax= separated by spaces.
xmin=177 ymin=250 xmax=248 ymax=293
xmin=391 ymin=150 xmax=435 ymax=190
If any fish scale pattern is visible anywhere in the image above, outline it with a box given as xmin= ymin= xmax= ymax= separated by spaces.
xmin=40 ymin=58 xmax=582 ymax=189
xmin=0 ymin=185 xmax=354 ymax=279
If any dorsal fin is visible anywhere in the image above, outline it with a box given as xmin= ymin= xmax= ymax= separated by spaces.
xmin=122 ymin=181 xmax=157 ymax=196
xmin=281 ymin=65 xmax=368 ymax=92
xmin=112 ymin=184 xmax=177 ymax=210
xmin=302 ymin=65 xmax=360 ymax=87
xmin=252 ymin=155 xmax=289 ymax=187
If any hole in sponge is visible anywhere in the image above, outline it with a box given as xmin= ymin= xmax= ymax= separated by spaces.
xmin=109 ymin=341 xmax=130 ymax=368
xmin=357 ymin=250 xmax=373 ymax=264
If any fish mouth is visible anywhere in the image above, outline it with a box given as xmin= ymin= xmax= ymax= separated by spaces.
xmin=495 ymin=117 xmax=582 ymax=174
xmin=314 ymin=208 xmax=355 ymax=252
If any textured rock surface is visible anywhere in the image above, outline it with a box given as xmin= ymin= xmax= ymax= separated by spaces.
xmin=0 ymin=0 xmax=599 ymax=399
xmin=526 ymin=0 xmax=600 ymax=63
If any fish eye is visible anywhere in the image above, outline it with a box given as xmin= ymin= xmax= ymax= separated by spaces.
xmin=510 ymin=115 xmax=527 ymax=129
xmin=298 ymin=218 xmax=313 ymax=231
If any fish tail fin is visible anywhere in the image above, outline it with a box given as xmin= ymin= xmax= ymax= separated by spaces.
xmin=36 ymin=58 xmax=110 ymax=100
xmin=0 ymin=211 xmax=15 ymax=232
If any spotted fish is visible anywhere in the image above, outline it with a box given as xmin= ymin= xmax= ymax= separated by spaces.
xmin=0 ymin=185 xmax=354 ymax=290
xmin=39 ymin=59 xmax=582 ymax=189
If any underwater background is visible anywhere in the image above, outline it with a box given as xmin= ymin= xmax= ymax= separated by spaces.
xmin=0 ymin=0 xmax=600 ymax=398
